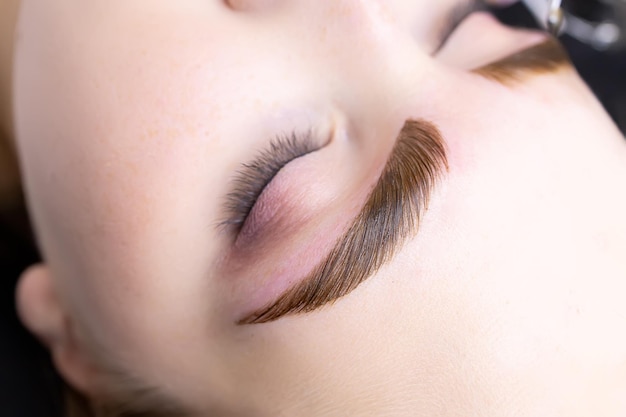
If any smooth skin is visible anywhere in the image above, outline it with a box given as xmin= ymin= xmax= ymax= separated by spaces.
xmin=3 ymin=0 xmax=626 ymax=416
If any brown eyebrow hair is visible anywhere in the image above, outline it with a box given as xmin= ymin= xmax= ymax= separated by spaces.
xmin=239 ymin=39 xmax=570 ymax=325
xmin=240 ymin=119 xmax=449 ymax=325
xmin=473 ymin=37 xmax=571 ymax=84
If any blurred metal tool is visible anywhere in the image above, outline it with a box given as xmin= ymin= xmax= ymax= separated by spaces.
xmin=522 ymin=0 xmax=626 ymax=51
xmin=547 ymin=0 xmax=564 ymax=35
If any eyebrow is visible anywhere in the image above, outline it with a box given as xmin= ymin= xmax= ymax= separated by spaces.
xmin=472 ymin=37 xmax=571 ymax=84
xmin=239 ymin=119 xmax=448 ymax=325
xmin=238 ymin=39 xmax=570 ymax=326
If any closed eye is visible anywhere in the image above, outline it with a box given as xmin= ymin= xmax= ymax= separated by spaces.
xmin=222 ymin=132 xmax=318 ymax=234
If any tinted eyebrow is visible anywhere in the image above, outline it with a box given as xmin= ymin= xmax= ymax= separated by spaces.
xmin=239 ymin=119 xmax=449 ymax=325
xmin=472 ymin=37 xmax=572 ymax=84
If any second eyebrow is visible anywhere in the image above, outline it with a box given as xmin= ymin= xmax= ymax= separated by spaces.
xmin=472 ymin=38 xmax=571 ymax=84
xmin=239 ymin=119 xmax=449 ymax=325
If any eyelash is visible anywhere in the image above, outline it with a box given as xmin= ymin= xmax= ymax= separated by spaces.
xmin=223 ymin=132 xmax=317 ymax=232
xmin=221 ymin=3 xmax=478 ymax=233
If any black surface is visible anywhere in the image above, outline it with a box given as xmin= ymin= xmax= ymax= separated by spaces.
xmin=1 ymin=4 xmax=625 ymax=417
xmin=0 ymin=200 xmax=62 ymax=417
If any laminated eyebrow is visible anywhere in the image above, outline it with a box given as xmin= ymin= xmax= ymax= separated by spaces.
xmin=239 ymin=119 xmax=449 ymax=325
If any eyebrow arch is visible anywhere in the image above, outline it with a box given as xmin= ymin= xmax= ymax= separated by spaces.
xmin=239 ymin=119 xmax=448 ymax=325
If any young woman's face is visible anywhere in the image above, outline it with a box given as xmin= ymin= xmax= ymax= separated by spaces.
xmin=14 ymin=0 xmax=626 ymax=415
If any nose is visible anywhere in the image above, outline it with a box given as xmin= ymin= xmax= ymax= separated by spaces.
xmin=313 ymin=0 xmax=435 ymax=77
xmin=303 ymin=1 xmax=449 ymax=145
xmin=304 ymin=1 xmax=547 ymax=115
xmin=231 ymin=0 xmax=460 ymax=123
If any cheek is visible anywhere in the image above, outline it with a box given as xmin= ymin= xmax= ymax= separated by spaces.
xmin=14 ymin=0 xmax=241 ymax=357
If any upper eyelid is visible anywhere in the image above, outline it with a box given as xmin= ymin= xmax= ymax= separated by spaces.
xmin=239 ymin=119 xmax=449 ymax=325
xmin=220 ymin=131 xmax=318 ymax=233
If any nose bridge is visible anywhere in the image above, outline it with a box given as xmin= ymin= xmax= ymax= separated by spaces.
xmin=319 ymin=0 xmax=415 ymax=71
xmin=312 ymin=0 xmax=432 ymax=134
xmin=310 ymin=0 xmax=415 ymax=89
xmin=324 ymin=0 xmax=397 ymax=41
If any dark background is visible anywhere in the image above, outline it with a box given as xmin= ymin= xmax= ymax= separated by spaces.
xmin=1 ymin=3 xmax=625 ymax=416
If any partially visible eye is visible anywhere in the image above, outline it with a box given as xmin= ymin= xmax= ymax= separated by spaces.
xmin=434 ymin=0 xmax=485 ymax=54
xmin=222 ymin=132 xmax=317 ymax=233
